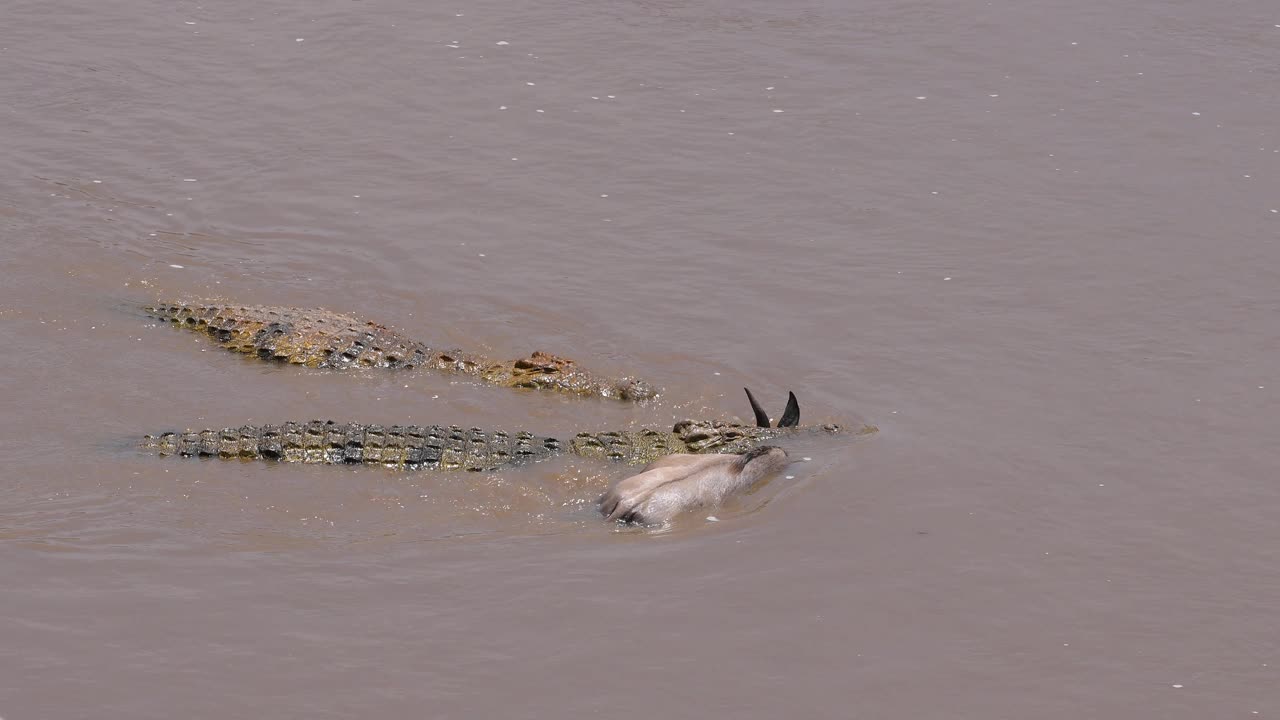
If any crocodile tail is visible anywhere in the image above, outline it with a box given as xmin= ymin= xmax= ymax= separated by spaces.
xmin=140 ymin=423 xmax=280 ymax=462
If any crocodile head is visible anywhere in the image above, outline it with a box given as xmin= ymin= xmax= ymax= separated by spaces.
xmin=613 ymin=377 xmax=657 ymax=402
xmin=670 ymin=418 xmax=843 ymax=453
xmin=670 ymin=389 xmax=843 ymax=453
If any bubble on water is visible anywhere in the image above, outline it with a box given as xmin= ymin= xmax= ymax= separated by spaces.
xmin=706 ymin=516 xmax=719 ymax=522
xmin=496 ymin=40 xmax=509 ymax=45
xmin=785 ymin=475 xmax=795 ymax=480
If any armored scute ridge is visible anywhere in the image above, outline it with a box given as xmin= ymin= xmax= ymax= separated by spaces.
xmin=144 ymin=302 xmax=656 ymax=402
xmin=141 ymin=419 xmax=855 ymax=471
xmin=142 ymin=421 xmax=563 ymax=472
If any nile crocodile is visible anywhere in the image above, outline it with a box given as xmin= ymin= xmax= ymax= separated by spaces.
xmin=140 ymin=391 xmax=867 ymax=471
xmin=140 ymin=419 xmax=851 ymax=471
xmin=144 ymin=302 xmax=655 ymax=401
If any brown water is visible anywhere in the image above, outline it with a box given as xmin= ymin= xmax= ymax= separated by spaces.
xmin=2 ymin=0 xmax=1278 ymax=717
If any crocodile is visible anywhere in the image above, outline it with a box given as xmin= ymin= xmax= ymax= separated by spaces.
xmin=139 ymin=418 xmax=852 ymax=471
xmin=143 ymin=302 xmax=655 ymax=402
xmin=139 ymin=390 xmax=868 ymax=471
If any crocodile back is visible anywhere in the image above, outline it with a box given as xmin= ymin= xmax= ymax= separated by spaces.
xmin=569 ymin=428 xmax=688 ymax=465
xmin=146 ymin=303 xmax=441 ymax=369
xmin=142 ymin=421 xmax=561 ymax=471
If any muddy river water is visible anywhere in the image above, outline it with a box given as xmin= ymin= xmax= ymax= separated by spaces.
xmin=2 ymin=1 xmax=1277 ymax=717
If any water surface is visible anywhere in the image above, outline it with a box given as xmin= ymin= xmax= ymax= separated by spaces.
xmin=2 ymin=1 xmax=1277 ymax=717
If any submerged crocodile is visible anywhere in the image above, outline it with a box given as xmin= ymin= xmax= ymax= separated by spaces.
xmin=144 ymin=302 xmax=655 ymax=402
xmin=140 ymin=391 xmax=868 ymax=471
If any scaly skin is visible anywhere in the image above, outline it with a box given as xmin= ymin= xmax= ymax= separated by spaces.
xmin=143 ymin=302 xmax=656 ymax=401
xmin=140 ymin=419 xmax=861 ymax=470
xmin=141 ymin=421 xmax=562 ymax=471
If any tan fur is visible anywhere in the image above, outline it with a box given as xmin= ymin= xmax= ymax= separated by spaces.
xmin=599 ymin=447 xmax=789 ymax=525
